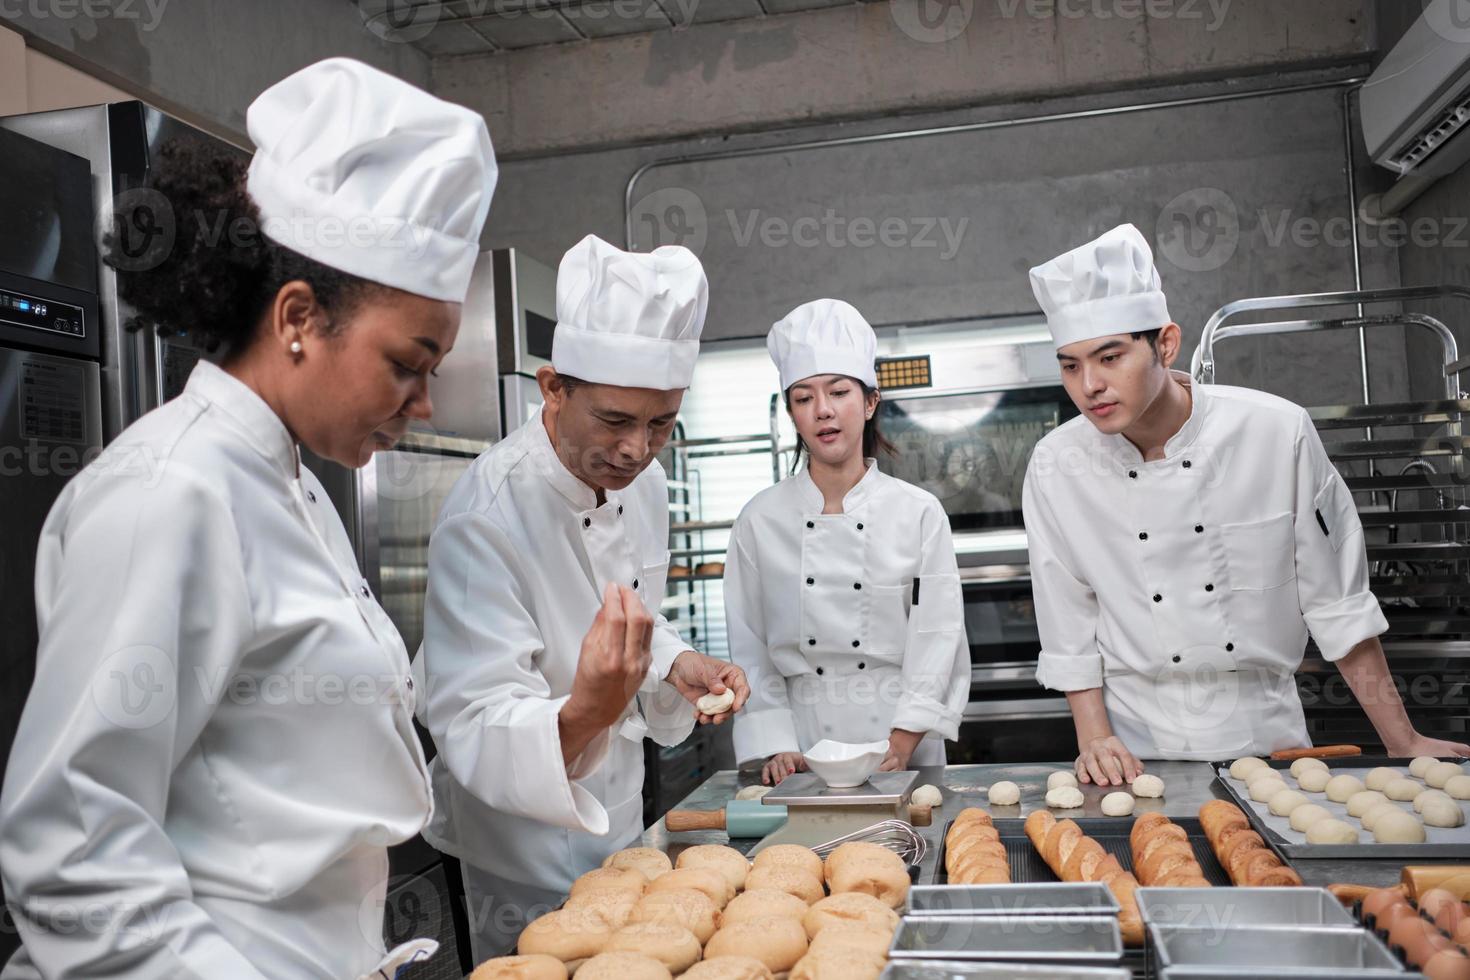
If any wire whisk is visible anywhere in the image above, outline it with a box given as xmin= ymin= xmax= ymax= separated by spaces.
xmin=813 ymin=819 xmax=927 ymax=866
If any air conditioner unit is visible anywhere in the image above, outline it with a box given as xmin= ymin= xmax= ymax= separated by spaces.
xmin=1361 ymin=0 xmax=1470 ymax=177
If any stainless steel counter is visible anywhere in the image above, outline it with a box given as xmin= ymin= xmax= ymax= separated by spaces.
xmin=643 ymin=762 xmax=1461 ymax=890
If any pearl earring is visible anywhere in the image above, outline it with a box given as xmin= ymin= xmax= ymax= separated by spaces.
xmin=290 ymin=341 xmax=302 ymax=354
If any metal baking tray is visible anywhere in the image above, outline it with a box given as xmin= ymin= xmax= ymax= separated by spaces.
xmin=890 ymin=914 xmax=1124 ymax=965
xmin=1159 ymin=971 xmax=1418 ymax=979
xmin=1214 ymin=756 xmax=1470 ymax=858
xmin=1137 ymin=887 xmax=1358 ymax=929
xmin=1149 ymin=923 xmax=1403 ymax=972
xmin=880 ymin=963 xmax=1131 ymax=979
xmin=933 ymin=817 xmax=1294 ymax=886
xmin=907 ymin=882 xmax=1119 ymax=918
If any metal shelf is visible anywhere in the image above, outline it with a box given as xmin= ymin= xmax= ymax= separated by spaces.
xmin=1311 ymin=398 xmax=1470 ymax=429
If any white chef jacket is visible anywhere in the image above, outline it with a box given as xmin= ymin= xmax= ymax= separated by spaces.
xmin=0 ymin=360 xmax=433 ymax=979
xmin=1023 ymin=373 xmax=1388 ymax=759
xmin=412 ymin=409 xmax=695 ymax=921
xmin=726 ymin=462 xmax=970 ymax=766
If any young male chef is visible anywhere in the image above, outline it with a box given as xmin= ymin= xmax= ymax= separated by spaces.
xmin=1022 ymin=223 xmax=1470 ymax=786
xmin=413 ymin=233 xmax=748 ymax=959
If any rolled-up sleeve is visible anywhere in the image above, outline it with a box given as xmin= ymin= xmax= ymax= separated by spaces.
xmin=1292 ymin=410 xmax=1388 ymax=661
xmin=891 ymin=500 xmax=969 ymax=739
xmin=726 ymin=517 xmax=801 ymax=764
xmin=1023 ymin=463 xmax=1104 ymax=691
xmin=417 ymin=512 xmax=613 ymax=835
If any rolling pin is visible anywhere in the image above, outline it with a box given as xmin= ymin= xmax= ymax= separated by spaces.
xmin=1402 ymin=867 xmax=1470 ymax=900
xmin=1271 ymin=744 xmax=1362 ymax=761
xmin=665 ymin=801 xmax=787 ymax=837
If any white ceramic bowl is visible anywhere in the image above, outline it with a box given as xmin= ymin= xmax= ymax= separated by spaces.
xmin=804 ymin=739 xmax=890 ymax=788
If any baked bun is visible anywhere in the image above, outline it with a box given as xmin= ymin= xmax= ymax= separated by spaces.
xmin=569 ymin=867 xmax=646 ymax=899
xmin=680 ymin=957 xmax=775 ymax=980
xmin=676 ymin=844 xmax=750 ymax=892
xmin=468 ymin=954 xmax=569 ymax=980
xmin=629 ymin=887 xmax=719 ymax=944
xmin=802 ymin=892 xmax=900 ymax=939
xmin=722 ymin=888 xmax=811 ymax=925
xmin=603 ymin=921 xmax=701 ymax=974
xmin=751 ymin=844 xmax=825 ymax=882
xmin=807 ymin=925 xmax=892 ymax=959
xmin=825 ymin=847 xmax=909 ymax=908
xmin=822 ymin=842 xmax=896 ymax=884
xmin=573 ymin=952 xmax=672 ymax=980
xmin=516 ymin=908 xmax=614 ymax=968
xmin=603 ymin=847 xmax=674 ymax=881
xmin=705 ymin=915 xmax=810 ymax=973
xmin=789 ymin=947 xmax=887 ymax=980
xmin=563 ymin=887 xmax=640 ymax=928
xmin=743 ymin=865 xmax=825 ymax=906
xmin=646 ymin=867 xmax=735 ymax=908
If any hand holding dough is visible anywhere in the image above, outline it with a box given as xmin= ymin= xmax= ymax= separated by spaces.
xmin=1131 ymin=774 xmax=1165 ymax=798
xmin=1046 ymin=786 xmax=1084 ymax=809
xmin=1101 ymin=792 xmax=1135 ymax=816
xmin=988 ymin=781 xmax=1021 ymax=806
xmin=696 ymin=689 xmax=736 ymax=715
xmin=910 ymin=784 xmax=943 ymax=807
xmin=1047 ymin=771 xmax=1079 ymax=791
xmin=735 ymin=785 xmax=772 ymax=802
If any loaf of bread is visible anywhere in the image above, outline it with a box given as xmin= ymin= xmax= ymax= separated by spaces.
xmin=1129 ymin=812 xmax=1211 ymax=888
xmin=1199 ymin=800 xmax=1303 ymax=887
xmin=1024 ymin=810 xmax=1143 ymax=945
xmin=943 ymin=807 xmax=1010 ymax=885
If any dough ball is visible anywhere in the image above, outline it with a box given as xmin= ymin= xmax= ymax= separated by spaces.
xmin=704 ymin=916 xmax=810 ymax=974
xmin=1423 ymin=795 xmax=1467 ymax=829
xmin=1289 ymin=803 xmax=1334 ymax=833
xmin=1246 ymin=767 xmax=1285 ymax=789
xmin=910 ymin=784 xmax=943 ymax=808
xmin=570 ymin=867 xmax=647 ymax=899
xmin=802 ymin=892 xmax=900 ymax=939
xmin=789 ymin=947 xmax=887 ymax=980
xmin=565 ymin=888 xmax=640 ymax=928
xmin=1289 ymin=757 xmax=1329 ymax=779
xmin=681 ymin=957 xmax=775 ymax=980
xmin=1230 ymin=757 xmax=1268 ymax=779
xmin=1249 ymin=776 xmax=1289 ymax=802
xmin=1306 ymin=819 xmax=1360 ymax=845
xmin=722 ymin=889 xmax=811 ymax=927
xmin=470 ymin=954 xmax=569 ymax=980
xmin=1374 ymin=810 xmax=1428 ymax=844
xmin=630 ymin=888 xmax=720 ymax=944
xmin=1046 ymin=786 xmax=1085 ymax=809
xmin=1446 ymin=775 xmax=1470 ymax=801
xmin=1297 ymin=768 xmax=1332 ymax=793
xmin=744 ymin=865 xmax=825 ymax=907
xmin=1132 ymin=774 xmax=1165 ymax=798
xmin=1347 ymin=790 xmax=1389 ymax=818
xmin=988 ymin=781 xmax=1021 ymax=806
xmin=697 ymin=688 xmax=736 ymax=714
xmin=604 ymin=847 xmax=674 ymax=881
xmin=1428 ymin=762 xmax=1466 ymax=789
xmin=826 ymin=851 xmax=910 ymax=909
xmin=1325 ymin=774 xmax=1367 ymax=803
xmin=1361 ymin=802 xmax=1404 ymax=832
xmin=1416 ymin=789 xmax=1453 ymax=814
xmin=1267 ymin=788 xmax=1310 ymax=817
xmin=603 ymin=921 xmax=701 ymax=975
xmin=517 ymin=908 xmax=615 ymax=964
xmin=1047 ymin=771 xmax=1079 ymax=791
xmin=1365 ymin=767 xmax=1404 ymax=792
xmin=647 ymin=867 xmax=734 ymax=909
xmin=575 ymin=952 xmax=673 ymax=980
xmin=1385 ymin=778 xmax=1422 ymax=802
xmin=1101 ymin=791 xmax=1135 ymax=816
xmin=735 ymin=785 xmax=773 ymax=802
xmin=676 ymin=844 xmax=750 ymax=892
xmin=752 ymin=845 xmax=825 ymax=882
xmin=1411 ymin=756 xmax=1439 ymax=779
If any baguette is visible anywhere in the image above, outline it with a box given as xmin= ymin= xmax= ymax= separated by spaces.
xmin=944 ymin=807 xmax=1011 ymax=885
xmin=1025 ymin=810 xmax=1143 ymax=945
xmin=1198 ymin=800 xmax=1303 ymax=887
xmin=1129 ymin=813 xmax=1210 ymax=888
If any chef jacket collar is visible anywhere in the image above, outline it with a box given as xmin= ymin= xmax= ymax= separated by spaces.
xmin=795 ymin=458 xmax=881 ymax=515
xmin=1102 ymin=370 xmax=1207 ymax=467
xmin=186 ymin=359 xmax=299 ymax=479
xmin=529 ymin=405 xmax=615 ymax=513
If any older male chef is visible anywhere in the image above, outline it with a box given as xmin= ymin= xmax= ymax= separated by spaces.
xmin=413 ymin=234 xmax=748 ymax=959
xmin=1022 ymin=223 xmax=1470 ymax=786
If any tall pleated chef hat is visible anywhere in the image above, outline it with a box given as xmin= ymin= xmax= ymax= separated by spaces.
xmin=551 ymin=234 xmax=708 ymax=390
xmin=767 ymin=298 xmax=878 ymax=392
xmin=1028 ymin=223 xmax=1172 ymax=350
xmin=246 ymin=57 xmax=497 ymax=303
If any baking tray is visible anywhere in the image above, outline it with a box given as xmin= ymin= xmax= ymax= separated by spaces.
xmin=1159 ymin=970 xmax=1419 ymax=979
xmin=906 ymin=882 xmax=1119 ymax=918
xmin=1149 ymin=923 xmax=1403 ymax=973
xmin=933 ymin=817 xmax=1293 ymax=887
xmin=890 ymin=914 xmax=1124 ymax=965
xmin=1136 ymin=887 xmax=1358 ymax=930
xmin=1214 ymin=756 xmax=1470 ymax=858
xmin=880 ymin=963 xmax=1131 ymax=979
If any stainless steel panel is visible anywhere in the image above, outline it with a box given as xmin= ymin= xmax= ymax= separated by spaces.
xmin=906 ymin=883 xmax=1119 ymax=918
xmin=1136 ymin=888 xmax=1358 ymax=930
xmin=1160 ymin=970 xmax=1416 ymax=979
xmin=1149 ymin=924 xmax=1401 ymax=972
xmin=427 ymin=252 xmax=500 ymax=443
xmin=890 ymin=915 xmax=1124 ymax=965
xmin=882 ymin=964 xmax=1130 ymax=979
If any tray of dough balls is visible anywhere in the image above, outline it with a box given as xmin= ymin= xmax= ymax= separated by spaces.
xmin=482 ymin=840 xmax=912 ymax=980
xmin=1216 ymin=754 xmax=1470 ymax=858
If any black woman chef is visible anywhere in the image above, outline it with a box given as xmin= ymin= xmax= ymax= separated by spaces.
xmin=726 ymin=299 xmax=971 ymax=786
xmin=1022 ymin=223 xmax=1470 ymax=788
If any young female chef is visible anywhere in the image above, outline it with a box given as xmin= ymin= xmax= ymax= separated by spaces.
xmin=1023 ymin=223 xmax=1470 ymax=787
xmin=725 ymin=299 xmax=971 ymax=786
xmin=0 ymin=59 xmax=500 ymax=979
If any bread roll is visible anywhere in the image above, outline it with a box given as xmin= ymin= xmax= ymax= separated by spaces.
xmin=1046 ymin=786 xmax=1085 ymax=809
xmin=743 ymin=865 xmax=825 ymax=906
xmin=752 ymin=844 xmax=824 ymax=882
xmin=1422 ymin=795 xmax=1466 ymax=829
xmin=1325 ymin=774 xmax=1366 ymax=803
xmin=1374 ymin=810 xmax=1428 ymax=844
xmin=1347 ymin=790 xmax=1389 ymax=818
xmin=1411 ymin=756 xmax=1439 ymax=778
xmin=647 ymin=867 xmax=734 ymax=908
xmin=1198 ymin=800 xmax=1302 ymax=887
xmin=722 ymin=889 xmax=810 ymax=926
xmin=1289 ymin=803 xmax=1333 ymax=833
xmin=822 ymin=842 xmax=897 ymax=883
xmin=1306 ymin=819 xmax=1360 ymax=845
xmin=704 ymin=916 xmax=809 ymax=973
xmin=802 ymin=892 xmax=900 ymax=939
xmin=1297 ymin=768 xmax=1331 ymax=793
xmin=697 ymin=689 xmax=735 ymax=714
xmin=1289 ymin=757 xmax=1329 ymax=779
xmin=603 ymin=921 xmax=701 ymax=974
xmin=1132 ymin=774 xmax=1165 ymax=798
xmin=735 ymin=785 xmax=772 ymax=802
xmin=574 ymin=952 xmax=672 ymax=980
xmin=603 ymin=847 xmax=674 ymax=881
xmin=517 ymin=908 xmax=614 ymax=967
xmin=680 ymin=957 xmax=775 ymax=980
xmin=988 ymin=781 xmax=1021 ymax=805
xmin=807 ymin=925 xmax=892 ymax=959
xmin=1417 ymin=789 xmax=1454 ymax=813
xmin=629 ymin=888 xmax=719 ymax=944
xmin=1361 ymin=802 xmax=1403 ymax=832
xmin=1047 ymin=771 xmax=1079 ymax=791
xmin=826 ymin=851 xmax=909 ymax=909
xmin=1102 ymin=792 xmax=1135 ymax=816
xmin=1130 ymin=813 xmax=1208 ymax=887
xmin=1267 ymin=788 xmax=1309 ymax=817
xmin=1246 ymin=767 xmax=1285 ymax=789
xmin=676 ymin=844 xmax=750 ymax=892
xmin=1230 ymin=757 xmax=1268 ymax=779
xmin=1385 ymin=778 xmax=1422 ymax=802
xmin=469 ymin=954 xmax=569 ymax=980
xmin=564 ymin=887 xmax=639 ymax=928
xmin=1026 ymin=810 xmax=1145 ymax=945
xmin=1366 ymin=767 xmax=1403 ymax=792
xmin=944 ymin=809 xmax=1010 ymax=886
xmin=570 ymin=867 xmax=647 ymax=899
xmin=911 ymin=783 xmax=943 ymax=807
xmin=1428 ymin=762 xmax=1465 ymax=789
xmin=1446 ymin=775 xmax=1470 ymax=800
xmin=789 ymin=947 xmax=886 ymax=980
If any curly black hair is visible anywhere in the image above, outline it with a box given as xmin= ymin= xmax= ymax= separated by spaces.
xmin=102 ymin=137 xmax=385 ymax=354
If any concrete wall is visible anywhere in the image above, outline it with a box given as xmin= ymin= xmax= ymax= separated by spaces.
xmin=1 ymin=24 xmax=133 ymax=117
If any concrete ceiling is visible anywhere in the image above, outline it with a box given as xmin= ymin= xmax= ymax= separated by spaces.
xmin=356 ymin=0 xmax=882 ymax=55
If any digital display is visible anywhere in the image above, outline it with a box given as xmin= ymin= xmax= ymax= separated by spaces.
xmin=0 ymin=288 xmax=83 ymax=338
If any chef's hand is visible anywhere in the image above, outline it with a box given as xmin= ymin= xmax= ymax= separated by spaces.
xmin=1076 ymin=735 xmax=1143 ymax=787
xmin=763 ymin=752 xmax=806 ymax=785
xmin=666 ymin=651 xmax=750 ymax=725
xmin=1391 ymin=733 xmax=1470 ymax=759
xmin=878 ymin=728 xmax=924 ymax=772
xmin=567 ymin=583 xmax=652 ymax=729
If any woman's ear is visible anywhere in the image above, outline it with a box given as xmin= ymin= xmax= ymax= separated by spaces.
xmin=866 ymin=386 xmax=881 ymax=419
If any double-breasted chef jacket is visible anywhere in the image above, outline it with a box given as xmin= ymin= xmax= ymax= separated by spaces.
xmin=726 ymin=461 xmax=970 ymax=766
xmin=412 ymin=407 xmax=695 ymax=952
xmin=1023 ymin=372 xmax=1388 ymax=759
xmin=0 ymin=361 xmax=433 ymax=979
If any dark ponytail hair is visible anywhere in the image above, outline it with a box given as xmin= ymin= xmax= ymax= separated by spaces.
xmin=786 ymin=379 xmax=896 ymax=474
xmin=102 ymin=137 xmax=384 ymax=355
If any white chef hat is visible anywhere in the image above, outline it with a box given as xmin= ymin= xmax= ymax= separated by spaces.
xmin=767 ymin=298 xmax=878 ymax=392
xmin=551 ymin=234 xmax=708 ymax=390
xmin=1028 ymin=223 xmax=1172 ymax=350
xmin=246 ymin=57 xmax=497 ymax=303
